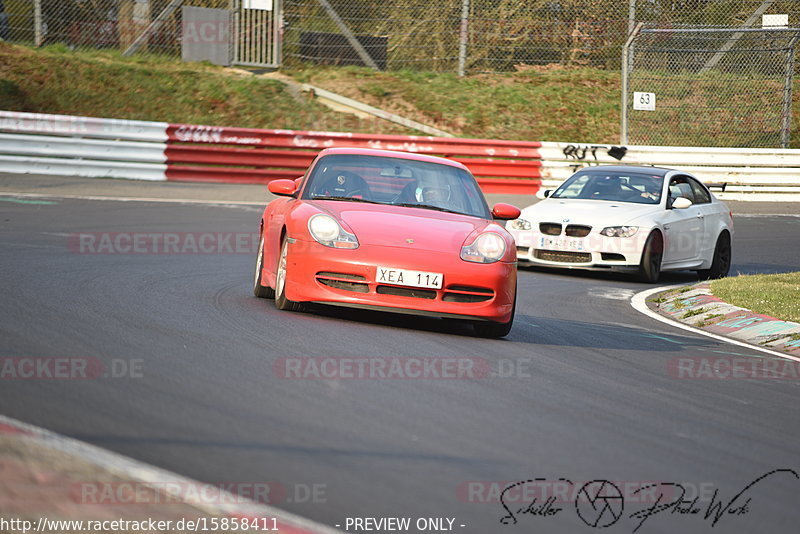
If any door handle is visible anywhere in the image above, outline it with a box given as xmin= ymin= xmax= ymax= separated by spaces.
xmin=696 ymin=214 xmax=705 ymax=219
xmin=664 ymin=224 xmax=671 ymax=230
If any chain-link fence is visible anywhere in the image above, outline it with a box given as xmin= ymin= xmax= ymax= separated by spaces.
xmin=0 ymin=1 xmax=230 ymax=56
xmin=4 ymin=1 xmax=800 ymax=146
xmin=623 ymin=24 xmax=800 ymax=147
xmin=282 ymin=1 xmax=800 ymax=73
xmin=3 ymin=2 xmax=800 ymax=71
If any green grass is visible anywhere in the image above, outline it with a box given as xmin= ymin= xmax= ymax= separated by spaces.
xmin=696 ymin=313 xmax=724 ymax=328
xmin=0 ymin=43 xmax=414 ymax=134
xmin=5 ymin=43 xmax=800 ymax=146
xmin=285 ymin=64 xmax=622 ymax=142
xmin=682 ymin=307 xmax=707 ymax=319
xmin=711 ymin=272 xmax=800 ymax=323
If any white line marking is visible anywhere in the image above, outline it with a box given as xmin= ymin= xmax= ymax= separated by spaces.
xmin=0 ymin=191 xmax=266 ymax=206
xmin=0 ymin=414 xmax=342 ymax=534
xmin=631 ymin=285 xmax=800 ymax=363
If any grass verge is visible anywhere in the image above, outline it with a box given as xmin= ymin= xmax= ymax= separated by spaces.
xmin=0 ymin=43 xmax=415 ymax=134
xmin=711 ymin=272 xmax=800 ymax=323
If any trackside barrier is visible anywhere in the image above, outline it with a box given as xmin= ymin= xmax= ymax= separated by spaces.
xmin=537 ymin=142 xmax=800 ymax=201
xmin=165 ymin=124 xmax=543 ymax=194
xmin=3 ymin=111 xmax=800 ymax=200
xmin=0 ymin=111 xmax=543 ymax=194
xmin=0 ymin=111 xmax=169 ymax=182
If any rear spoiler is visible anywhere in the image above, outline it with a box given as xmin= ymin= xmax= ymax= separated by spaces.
xmin=707 ymin=183 xmax=727 ymax=192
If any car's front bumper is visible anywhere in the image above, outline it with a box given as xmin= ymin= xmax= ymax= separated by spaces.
xmin=283 ymin=239 xmax=516 ymax=323
xmin=509 ymin=228 xmax=649 ymax=271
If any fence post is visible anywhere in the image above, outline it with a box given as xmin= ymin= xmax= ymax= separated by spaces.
xmin=781 ymin=33 xmax=800 ymax=148
xmin=620 ymin=23 xmax=642 ymax=145
xmin=457 ymin=0 xmax=470 ymax=77
xmin=33 ymin=0 xmax=43 ymax=46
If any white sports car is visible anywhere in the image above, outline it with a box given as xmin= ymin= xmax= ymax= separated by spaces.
xmin=508 ymin=165 xmax=733 ymax=282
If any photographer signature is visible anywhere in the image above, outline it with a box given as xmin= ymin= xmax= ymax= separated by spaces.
xmin=498 ymin=469 xmax=798 ymax=531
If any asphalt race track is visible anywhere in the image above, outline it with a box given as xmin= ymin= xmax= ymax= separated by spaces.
xmin=1 ymin=178 xmax=800 ymax=533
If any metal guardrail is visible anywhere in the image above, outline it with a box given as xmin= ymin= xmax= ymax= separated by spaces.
xmin=0 ymin=111 xmax=544 ymax=194
xmin=3 ymin=111 xmax=800 ymax=200
xmin=537 ymin=141 xmax=800 ymax=201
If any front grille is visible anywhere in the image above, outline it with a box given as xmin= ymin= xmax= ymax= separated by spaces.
xmin=317 ymin=272 xmax=366 ymax=281
xmin=318 ymin=279 xmax=369 ymax=293
xmin=601 ymin=252 xmax=626 ymax=261
xmin=316 ymin=272 xmax=369 ymax=293
xmin=565 ymin=225 xmax=591 ymax=237
xmin=376 ymin=285 xmax=436 ymax=299
xmin=539 ymin=222 xmax=562 ymax=235
xmin=534 ymin=249 xmax=592 ymax=263
xmin=443 ymin=285 xmax=494 ymax=303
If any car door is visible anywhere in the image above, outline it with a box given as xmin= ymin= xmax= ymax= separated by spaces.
xmin=688 ymin=177 xmax=714 ymax=254
xmin=662 ymin=176 xmax=706 ymax=263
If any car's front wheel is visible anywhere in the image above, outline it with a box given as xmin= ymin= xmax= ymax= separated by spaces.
xmin=253 ymin=233 xmax=275 ymax=299
xmin=638 ymin=231 xmax=663 ymax=283
xmin=275 ymin=238 xmax=303 ymax=312
xmin=473 ymin=296 xmax=515 ymax=338
xmin=697 ymin=231 xmax=731 ymax=280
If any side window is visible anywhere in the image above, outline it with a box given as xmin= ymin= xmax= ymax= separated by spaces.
xmin=668 ymin=177 xmax=695 ymax=204
xmin=688 ymin=178 xmax=711 ymax=204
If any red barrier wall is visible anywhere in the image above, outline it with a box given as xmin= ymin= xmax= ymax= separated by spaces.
xmin=165 ymin=124 xmax=542 ymax=195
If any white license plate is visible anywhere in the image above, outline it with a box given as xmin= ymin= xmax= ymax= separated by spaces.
xmin=538 ymin=236 xmax=585 ymax=251
xmin=376 ymin=267 xmax=443 ymax=289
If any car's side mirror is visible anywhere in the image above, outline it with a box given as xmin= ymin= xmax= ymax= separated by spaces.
xmin=671 ymin=197 xmax=693 ymax=209
xmin=268 ymin=179 xmax=298 ymax=197
xmin=492 ymin=203 xmax=522 ymax=220
xmin=543 ymin=189 xmax=553 ymax=198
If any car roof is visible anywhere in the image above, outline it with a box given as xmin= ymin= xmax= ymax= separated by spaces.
xmin=572 ymin=165 xmax=675 ymax=177
xmin=315 ymin=147 xmax=468 ymax=171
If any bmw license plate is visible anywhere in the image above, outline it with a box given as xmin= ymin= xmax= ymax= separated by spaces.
xmin=377 ymin=267 xmax=443 ymax=289
xmin=538 ymin=236 xmax=585 ymax=251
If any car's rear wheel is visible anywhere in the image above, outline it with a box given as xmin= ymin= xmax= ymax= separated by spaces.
xmin=275 ymin=238 xmax=303 ymax=312
xmin=638 ymin=231 xmax=663 ymax=283
xmin=473 ymin=295 xmax=515 ymax=338
xmin=253 ymin=234 xmax=275 ymax=299
xmin=697 ymin=231 xmax=731 ymax=280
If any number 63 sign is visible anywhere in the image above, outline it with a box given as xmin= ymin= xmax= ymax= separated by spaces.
xmin=633 ymin=92 xmax=656 ymax=111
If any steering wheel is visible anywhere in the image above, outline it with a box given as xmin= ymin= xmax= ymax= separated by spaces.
xmin=319 ymin=171 xmax=372 ymax=200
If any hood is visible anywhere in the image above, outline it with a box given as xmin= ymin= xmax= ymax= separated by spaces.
xmin=521 ymin=198 xmax=658 ymax=226
xmin=312 ymin=201 xmax=491 ymax=251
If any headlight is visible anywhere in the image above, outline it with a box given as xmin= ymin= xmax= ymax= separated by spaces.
xmin=461 ymin=232 xmax=507 ymax=263
xmin=600 ymin=226 xmax=639 ymax=238
xmin=509 ymin=218 xmax=532 ymax=231
xmin=308 ymin=214 xmax=359 ymax=249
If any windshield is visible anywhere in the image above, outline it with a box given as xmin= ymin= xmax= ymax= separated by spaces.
xmin=302 ymin=154 xmax=491 ymax=218
xmin=551 ymin=170 xmax=664 ymax=205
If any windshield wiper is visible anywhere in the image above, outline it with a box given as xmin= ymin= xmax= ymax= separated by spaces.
xmin=393 ymin=202 xmax=468 ymax=216
xmin=311 ymin=195 xmax=383 ymax=205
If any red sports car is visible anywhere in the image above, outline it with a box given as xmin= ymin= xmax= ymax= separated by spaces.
xmin=253 ymin=148 xmax=521 ymax=337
